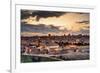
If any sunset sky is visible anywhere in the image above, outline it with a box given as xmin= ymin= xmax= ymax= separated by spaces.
xmin=21 ymin=10 xmax=90 ymax=36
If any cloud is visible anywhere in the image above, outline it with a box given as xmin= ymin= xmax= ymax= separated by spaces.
xmin=21 ymin=23 xmax=89 ymax=36
xmin=79 ymin=29 xmax=89 ymax=35
xmin=76 ymin=20 xmax=89 ymax=24
xmin=21 ymin=10 xmax=32 ymax=19
xmin=75 ymin=12 xmax=89 ymax=14
xmin=21 ymin=23 xmax=67 ymax=35
xmin=21 ymin=10 xmax=66 ymax=21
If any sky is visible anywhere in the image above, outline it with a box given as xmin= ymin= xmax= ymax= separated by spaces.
xmin=21 ymin=10 xmax=90 ymax=36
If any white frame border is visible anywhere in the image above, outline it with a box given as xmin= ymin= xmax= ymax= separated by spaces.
xmin=11 ymin=1 xmax=96 ymax=73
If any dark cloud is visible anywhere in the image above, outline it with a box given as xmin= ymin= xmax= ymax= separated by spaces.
xmin=76 ymin=20 xmax=89 ymax=24
xmin=79 ymin=29 xmax=89 ymax=35
xmin=75 ymin=12 xmax=89 ymax=14
xmin=70 ymin=29 xmax=89 ymax=35
xmin=21 ymin=10 xmax=32 ymax=19
xmin=21 ymin=22 xmax=89 ymax=35
xmin=21 ymin=10 xmax=66 ymax=21
xmin=21 ymin=23 xmax=66 ymax=34
xmin=84 ymin=26 xmax=89 ymax=29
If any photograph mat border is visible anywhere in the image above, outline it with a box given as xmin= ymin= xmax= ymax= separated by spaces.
xmin=11 ymin=4 xmax=96 ymax=73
